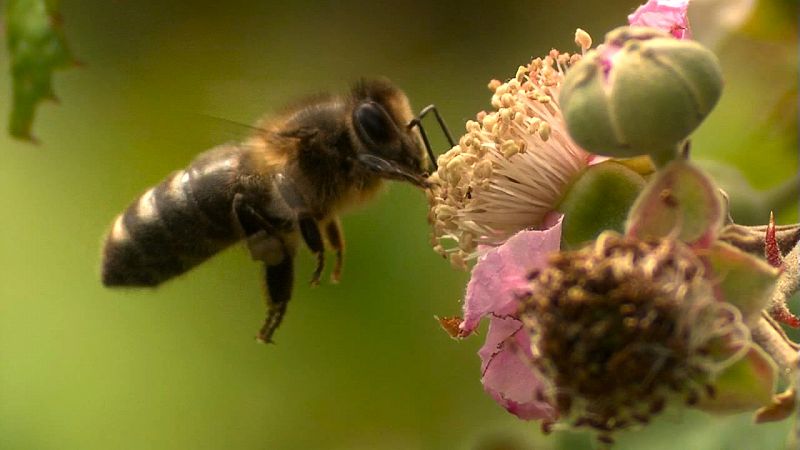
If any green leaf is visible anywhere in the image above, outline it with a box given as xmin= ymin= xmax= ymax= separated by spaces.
xmin=703 ymin=241 xmax=779 ymax=325
xmin=558 ymin=161 xmax=646 ymax=249
xmin=698 ymin=346 xmax=776 ymax=414
xmin=625 ymin=160 xmax=724 ymax=247
xmin=5 ymin=0 xmax=78 ymax=141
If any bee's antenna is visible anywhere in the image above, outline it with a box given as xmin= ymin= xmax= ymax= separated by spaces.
xmin=408 ymin=104 xmax=455 ymax=171
xmin=196 ymin=113 xmax=271 ymax=135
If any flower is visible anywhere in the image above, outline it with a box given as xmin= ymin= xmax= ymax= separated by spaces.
xmin=435 ymin=1 xmax=781 ymax=439
xmin=628 ymin=0 xmax=692 ymax=39
xmin=427 ymin=49 xmax=591 ymax=269
xmin=469 ymin=161 xmax=781 ymax=443
xmin=522 ymin=231 xmax=754 ymax=441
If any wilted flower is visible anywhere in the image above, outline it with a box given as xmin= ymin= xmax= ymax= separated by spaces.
xmin=523 ymin=232 xmax=753 ymax=441
xmin=427 ymin=49 xmax=591 ymax=269
xmin=466 ymin=161 xmax=781 ymax=442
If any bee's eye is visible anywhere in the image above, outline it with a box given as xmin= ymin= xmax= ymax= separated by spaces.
xmin=354 ymin=102 xmax=395 ymax=145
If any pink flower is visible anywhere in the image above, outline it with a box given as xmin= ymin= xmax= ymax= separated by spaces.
xmin=460 ymin=216 xmax=563 ymax=420
xmin=628 ymin=0 xmax=692 ymax=39
xmin=436 ymin=0 xmax=695 ymax=423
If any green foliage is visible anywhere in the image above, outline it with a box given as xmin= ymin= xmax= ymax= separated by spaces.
xmin=5 ymin=0 xmax=77 ymax=141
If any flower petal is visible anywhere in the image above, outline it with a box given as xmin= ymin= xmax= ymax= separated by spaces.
xmin=478 ymin=315 xmax=556 ymax=420
xmin=628 ymin=0 xmax=692 ymax=39
xmin=460 ymin=215 xmax=563 ymax=335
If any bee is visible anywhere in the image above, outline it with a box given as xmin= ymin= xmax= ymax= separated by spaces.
xmin=101 ymin=78 xmax=453 ymax=343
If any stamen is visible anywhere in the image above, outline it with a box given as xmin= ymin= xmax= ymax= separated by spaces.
xmin=428 ymin=48 xmax=591 ymax=266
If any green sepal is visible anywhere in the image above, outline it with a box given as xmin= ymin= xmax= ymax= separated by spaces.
xmin=703 ymin=241 xmax=779 ymax=325
xmin=559 ymin=51 xmax=625 ymax=155
xmin=558 ymin=161 xmax=646 ymax=249
xmin=697 ymin=345 xmax=776 ymax=414
xmin=626 ymin=160 xmax=724 ymax=248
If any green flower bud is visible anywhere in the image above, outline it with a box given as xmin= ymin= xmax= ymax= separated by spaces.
xmin=560 ymin=26 xmax=723 ymax=166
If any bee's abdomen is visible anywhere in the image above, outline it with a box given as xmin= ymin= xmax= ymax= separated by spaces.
xmin=102 ymin=146 xmax=243 ymax=287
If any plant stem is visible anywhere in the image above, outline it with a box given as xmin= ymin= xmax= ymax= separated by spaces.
xmin=719 ymin=222 xmax=800 ymax=256
xmin=751 ymin=313 xmax=799 ymax=380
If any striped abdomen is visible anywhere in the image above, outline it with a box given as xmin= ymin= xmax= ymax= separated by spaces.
xmin=102 ymin=144 xmax=254 ymax=287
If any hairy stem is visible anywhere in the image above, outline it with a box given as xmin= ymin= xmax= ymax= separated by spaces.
xmin=751 ymin=313 xmax=799 ymax=380
xmin=719 ymin=222 xmax=800 ymax=256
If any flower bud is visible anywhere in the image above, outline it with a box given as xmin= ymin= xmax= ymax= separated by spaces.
xmin=560 ymin=26 xmax=723 ymax=165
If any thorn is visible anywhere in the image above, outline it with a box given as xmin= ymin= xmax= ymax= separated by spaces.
xmin=770 ymin=304 xmax=800 ymax=328
xmin=765 ymin=211 xmax=782 ymax=268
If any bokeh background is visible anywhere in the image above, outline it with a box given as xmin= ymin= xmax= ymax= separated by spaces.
xmin=1 ymin=1 xmax=797 ymax=449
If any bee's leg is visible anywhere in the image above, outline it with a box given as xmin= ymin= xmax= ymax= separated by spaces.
xmin=258 ymin=254 xmax=294 ymax=344
xmin=232 ymin=193 xmax=296 ymax=344
xmin=298 ymin=215 xmax=325 ymax=286
xmin=324 ymin=217 xmax=344 ymax=283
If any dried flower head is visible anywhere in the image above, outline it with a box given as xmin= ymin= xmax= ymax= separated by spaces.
xmin=428 ymin=49 xmax=591 ymax=268
xmin=521 ymin=232 xmax=752 ymax=441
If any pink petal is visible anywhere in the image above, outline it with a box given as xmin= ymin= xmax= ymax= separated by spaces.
xmin=478 ymin=315 xmax=556 ymax=420
xmin=628 ymin=0 xmax=692 ymax=39
xmin=460 ymin=215 xmax=563 ymax=335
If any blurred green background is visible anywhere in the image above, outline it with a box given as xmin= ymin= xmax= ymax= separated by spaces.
xmin=1 ymin=1 xmax=797 ymax=449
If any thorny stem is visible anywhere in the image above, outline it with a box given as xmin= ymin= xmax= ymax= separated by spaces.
xmin=723 ymin=224 xmax=800 ymax=424
xmin=719 ymin=222 xmax=800 ymax=256
xmin=751 ymin=313 xmax=798 ymax=425
xmin=752 ymin=313 xmax=800 ymax=379
xmin=769 ymin=242 xmax=800 ymax=326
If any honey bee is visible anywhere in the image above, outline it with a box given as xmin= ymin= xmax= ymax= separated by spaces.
xmin=101 ymin=78 xmax=452 ymax=343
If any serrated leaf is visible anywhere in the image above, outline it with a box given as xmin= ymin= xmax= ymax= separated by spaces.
xmin=703 ymin=241 xmax=780 ymax=325
xmin=698 ymin=345 xmax=776 ymax=414
xmin=626 ymin=160 xmax=724 ymax=248
xmin=5 ymin=0 xmax=77 ymax=141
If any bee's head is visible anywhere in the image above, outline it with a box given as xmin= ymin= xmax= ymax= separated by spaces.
xmin=350 ymin=78 xmax=431 ymax=188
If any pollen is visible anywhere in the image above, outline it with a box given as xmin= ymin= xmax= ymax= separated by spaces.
xmin=575 ymin=28 xmax=592 ymax=53
xmin=428 ymin=46 xmax=591 ymax=266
